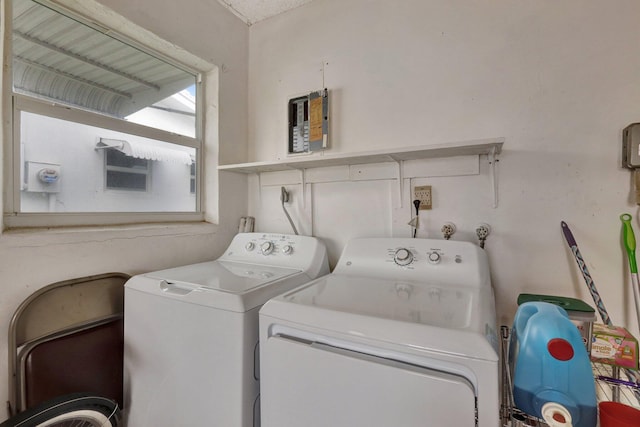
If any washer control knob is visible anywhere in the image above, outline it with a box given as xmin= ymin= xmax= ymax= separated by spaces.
xmin=260 ymin=241 xmax=274 ymax=255
xmin=282 ymin=245 xmax=293 ymax=255
xmin=245 ymin=242 xmax=255 ymax=251
xmin=428 ymin=251 xmax=441 ymax=264
xmin=394 ymin=248 xmax=414 ymax=266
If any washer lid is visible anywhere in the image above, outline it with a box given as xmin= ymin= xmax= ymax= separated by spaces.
xmin=263 ymin=274 xmax=498 ymax=361
xmin=144 ymin=260 xmax=302 ymax=293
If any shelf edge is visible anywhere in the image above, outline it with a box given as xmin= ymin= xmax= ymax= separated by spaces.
xmin=218 ymin=137 xmax=504 ymax=174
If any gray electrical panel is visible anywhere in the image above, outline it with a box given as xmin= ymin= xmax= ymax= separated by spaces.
xmin=288 ymin=89 xmax=328 ymax=154
xmin=623 ymin=123 xmax=640 ymax=168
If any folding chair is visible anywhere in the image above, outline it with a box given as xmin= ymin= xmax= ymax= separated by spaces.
xmin=7 ymin=273 xmax=129 ymax=417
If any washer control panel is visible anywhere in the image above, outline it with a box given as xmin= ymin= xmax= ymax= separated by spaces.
xmin=240 ymin=235 xmax=296 ymax=256
xmin=219 ymin=232 xmax=329 ymax=278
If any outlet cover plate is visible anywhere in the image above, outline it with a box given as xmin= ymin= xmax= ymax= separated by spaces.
xmin=414 ymin=185 xmax=432 ymax=210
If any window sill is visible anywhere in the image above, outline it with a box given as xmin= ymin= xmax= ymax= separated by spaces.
xmin=0 ymin=221 xmax=218 ymax=247
xmin=3 ymin=211 xmax=205 ymax=229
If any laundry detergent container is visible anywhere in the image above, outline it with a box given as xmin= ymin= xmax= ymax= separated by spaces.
xmin=509 ymin=302 xmax=597 ymax=427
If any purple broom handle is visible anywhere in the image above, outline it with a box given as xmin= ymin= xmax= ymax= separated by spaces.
xmin=561 ymin=221 xmax=612 ymax=326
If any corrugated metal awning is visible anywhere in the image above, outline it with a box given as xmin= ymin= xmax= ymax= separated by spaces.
xmin=96 ymin=138 xmax=193 ymax=165
xmin=13 ymin=0 xmax=196 ymax=118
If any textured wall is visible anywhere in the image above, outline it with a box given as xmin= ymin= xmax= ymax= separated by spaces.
xmin=248 ymin=0 xmax=640 ymax=331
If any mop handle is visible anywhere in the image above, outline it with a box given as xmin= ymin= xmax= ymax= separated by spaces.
xmin=620 ymin=213 xmax=640 ymax=330
xmin=621 ymin=214 xmax=638 ymax=274
xmin=561 ymin=221 xmax=612 ymax=326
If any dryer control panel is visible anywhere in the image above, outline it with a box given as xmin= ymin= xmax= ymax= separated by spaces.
xmin=333 ymin=238 xmax=490 ymax=289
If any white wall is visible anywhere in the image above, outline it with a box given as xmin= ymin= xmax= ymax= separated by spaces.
xmin=2 ymin=0 xmax=639 ymax=419
xmin=248 ymin=0 xmax=640 ymax=332
xmin=0 ymin=0 xmax=249 ymax=419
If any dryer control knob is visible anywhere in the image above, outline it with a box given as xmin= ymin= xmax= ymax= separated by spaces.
xmin=428 ymin=251 xmax=441 ymax=264
xmin=394 ymin=248 xmax=413 ymax=266
xmin=260 ymin=241 xmax=274 ymax=255
xmin=282 ymin=245 xmax=293 ymax=255
xmin=245 ymin=242 xmax=255 ymax=251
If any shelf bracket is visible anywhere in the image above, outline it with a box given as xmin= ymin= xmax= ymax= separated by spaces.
xmin=396 ymin=159 xmax=404 ymax=209
xmin=300 ymin=169 xmax=306 ymax=208
xmin=488 ymin=146 xmax=500 ymax=208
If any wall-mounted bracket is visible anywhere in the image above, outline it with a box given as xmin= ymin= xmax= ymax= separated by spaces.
xmin=299 ymin=169 xmax=306 ymax=208
xmin=488 ymin=146 xmax=500 ymax=208
xmin=396 ymin=160 xmax=404 ymax=209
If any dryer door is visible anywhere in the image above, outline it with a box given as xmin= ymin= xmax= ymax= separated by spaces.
xmin=261 ymin=335 xmax=477 ymax=427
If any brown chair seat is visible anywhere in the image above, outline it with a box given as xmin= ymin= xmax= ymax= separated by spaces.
xmin=8 ymin=273 xmax=129 ymax=416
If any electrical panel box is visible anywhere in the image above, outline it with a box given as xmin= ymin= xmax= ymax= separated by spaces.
xmin=623 ymin=123 xmax=640 ymax=168
xmin=288 ymin=89 xmax=329 ymax=155
xmin=24 ymin=161 xmax=61 ymax=193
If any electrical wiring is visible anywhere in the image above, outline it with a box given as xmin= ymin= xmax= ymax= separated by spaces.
xmin=412 ymin=199 xmax=420 ymax=238
xmin=281 ymin=187 xmax=299 ymax=235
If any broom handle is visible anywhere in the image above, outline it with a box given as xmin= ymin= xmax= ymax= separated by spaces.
xmin=561 ymin=221 xmax=612 ymax=326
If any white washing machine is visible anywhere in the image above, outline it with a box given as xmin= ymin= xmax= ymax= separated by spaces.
xmin=260 ymin=237 xmax=499 ymax=427
xmin=123 ymin=232 xmax=329 ymax=427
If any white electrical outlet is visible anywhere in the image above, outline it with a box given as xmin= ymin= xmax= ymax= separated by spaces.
xmin=414 ymin=185 xmax=432 ymax=210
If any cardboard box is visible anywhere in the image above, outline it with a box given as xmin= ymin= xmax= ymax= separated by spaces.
xmin=590 ymin=324 xmax=638 ymax=369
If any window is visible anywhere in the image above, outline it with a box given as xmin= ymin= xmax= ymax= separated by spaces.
xmin=105 ymin=149 xmax=150 ymax=192
xmin=5 ymin=0 xmax=206 ymax=227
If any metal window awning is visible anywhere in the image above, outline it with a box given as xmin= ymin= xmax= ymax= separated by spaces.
xmin=13 ymin=0 xmax=196 ymax=118
xmin=96 ymin=138 xmax=193 ymax=165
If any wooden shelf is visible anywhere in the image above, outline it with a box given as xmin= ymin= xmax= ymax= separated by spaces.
xmin=217 ymin=138 xmax=504 ymax=174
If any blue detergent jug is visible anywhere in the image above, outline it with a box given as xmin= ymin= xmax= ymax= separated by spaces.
xmin=510 ymin=302 xmax=597 ymax=427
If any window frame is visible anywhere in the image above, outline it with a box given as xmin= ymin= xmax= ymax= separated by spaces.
xmin=2 ymin=0 xmax=210 ymax=228
xmin=190 ymin=161 xmax=196 ymax=195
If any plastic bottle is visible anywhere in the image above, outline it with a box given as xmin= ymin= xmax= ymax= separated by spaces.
xmin=510 ymin=302 xmax=597 ymax=427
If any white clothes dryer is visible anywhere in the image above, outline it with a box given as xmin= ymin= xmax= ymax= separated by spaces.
xmin=259 ymin=237 xmax=499 ymax=427
xmin=123 ymin=233 xmax=329 ymax=427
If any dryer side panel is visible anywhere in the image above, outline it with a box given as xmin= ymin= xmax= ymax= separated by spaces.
xmin=260 ymin=335 xmax=476 ymax=427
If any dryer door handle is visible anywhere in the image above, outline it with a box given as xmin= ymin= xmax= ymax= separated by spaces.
xmin=269 ymin=325 xmax=479 ymax=394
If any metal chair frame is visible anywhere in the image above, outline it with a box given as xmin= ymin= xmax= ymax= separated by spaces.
xmin=7 ymin=272 xmax=129 ymax=417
